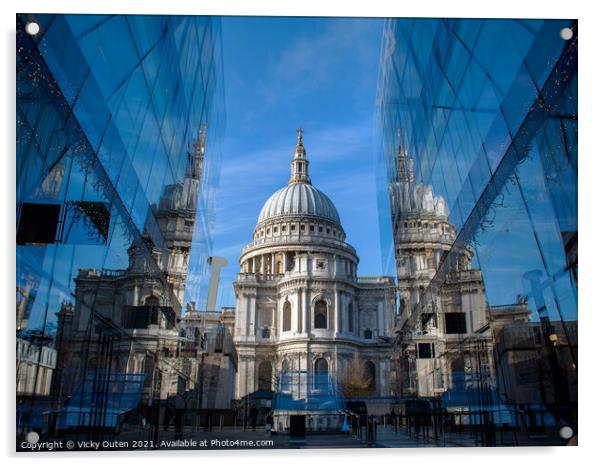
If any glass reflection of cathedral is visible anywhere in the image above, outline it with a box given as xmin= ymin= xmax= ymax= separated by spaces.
xmin=54 ymin=130 xmax=234 ymax=404
xmin=389 ymin=140 xmax=528 ymax=398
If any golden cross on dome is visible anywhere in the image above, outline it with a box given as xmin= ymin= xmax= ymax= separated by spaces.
xmin=296 ymin=127 xmax=304 ymax=144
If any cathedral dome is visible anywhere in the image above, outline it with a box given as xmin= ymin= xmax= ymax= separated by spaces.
xmin=389 ymin=181 xmax=449 ymax=217
xmin=256 ymin=129 xmax=341 ymax=227
xmin=389 ymin=145 xmax=449 ymax=218
xmin=258 ymin=182 xmax=341 ymax=225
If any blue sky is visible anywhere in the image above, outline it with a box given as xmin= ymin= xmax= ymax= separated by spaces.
xmin=212 ymin=17 xmax=385 ymax=309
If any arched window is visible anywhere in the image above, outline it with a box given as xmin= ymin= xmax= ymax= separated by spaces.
xmin=314 ymin=358 xmax=328 ymax=390
xmin=315 ymin=358 xmax=328 ymax=372
xmin=365 ymin=361 xmax=376 ymax=393
xmin=286 ymin=252 xmax=295 ymax=271
xmin=347 ymin=303 xmax=354 ymax=333
xmin=281 ymin=360 xmax=290 ymax=392
xmin=314 ymin=300 xmax=327 ymax=329
xmin=144 ymin=295 xmax=159 ymax=306
xmin=257 ymin=360 xmax=273 ymax=392
xmin=282 ymin=301 xmax=292 ymax=332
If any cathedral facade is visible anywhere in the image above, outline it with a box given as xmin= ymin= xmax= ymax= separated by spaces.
xmin=232 ymin=131 xmax=397 ymax=429
xmin=389 ymin=143 xmax=523 ymax=398
xmin=55 ymin=132 xmax=209 ymax=403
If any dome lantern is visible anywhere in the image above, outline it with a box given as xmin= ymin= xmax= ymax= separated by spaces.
xmin=289 ymin=127 xmax=311 ymax=185
xmin=396 ymin=128 xmax=414 ymax=183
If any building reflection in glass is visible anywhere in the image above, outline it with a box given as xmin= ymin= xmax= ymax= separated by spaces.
xmin=16 ymin=13 xmax=225 ymax=442
xmin=376 ymin=18 xmax=577 ymax=446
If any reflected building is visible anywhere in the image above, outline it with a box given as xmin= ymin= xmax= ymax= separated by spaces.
xmin=389 ymin=143 xmax=502 ymax=397
xmin=16 ymin=13 xmax=224 ymax=435
xmin=17 ymin=335 xmax=57 ymax=397
xmin=489 ymin=308 xmax=577 ymax=408
xmin=376 ymin=18 xmax=578 ymax=440
xmin=180 ymin=306 xmax=237 ymax=412
xmin=54 ymin=131 xmax=207 ymax=400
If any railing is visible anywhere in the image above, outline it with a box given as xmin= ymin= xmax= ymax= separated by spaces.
xmin=236 ymin=272 xmax=366 ymax=287
xmin=78 ymin=268 xmax=126 ymax=278
xmin=356 ymin=276 xmax=396 ymax=285
xmin=395 ymin=231 xmax=455 ymax=244
xmin=489 ymin=303 xmax=529 ymax=313
xmin=241 ymin=236 xmax=357 ymax=254
xmin=235 ymin=272 xmax=282 ymax=284
xmin=445 ymin=269 xmax=483 ymax=283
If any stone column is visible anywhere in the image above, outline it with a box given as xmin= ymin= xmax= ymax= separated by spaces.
xmin=378 ymin=300 xmax=384 ymax=336
xmin=352 ymin=300 xmax=360 ymax=337
xmin=305 ymin=288 xmax=311 ymax=335
xmin=241 ymin=292 xmax=249 ymax=337
xmin=132 ymin=285 xmax=139 ymax=306
xmin=297 ymin=288 xmax=303 ymax=333
xmin=341 ymin=293 xmax=347 ymax=334
xmin=303 ymin=349 xmax=310 ymax=399
xmin=249 ymin=294 xmax=257 ymax=338
xmin=248 ymin=357 xmax=256 ymax=395
xmin=236 ymin=356 xmax=247 ymax=399
xmin=237 ymin=292 xmax=247 ymax=337
xmin=334 ymin=289 xmax=340 ymax=334
xmin=379 ymin=359 xmax=387 ymax=396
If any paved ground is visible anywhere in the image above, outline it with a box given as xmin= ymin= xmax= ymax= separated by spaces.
xmin=123 ymin=425 xmax=467 ymax=449
xmin=63 ymin=426 xmax=371 ymax=450
xmin=374 ymin=425 xmax=476 ymax=448
xmin=19 ymin=424 xmax=570 ymax=451
xmin=373 ymin=425 xmax=570 ymax=448
xmin=159 ymin=427 xmax=371 ymax=449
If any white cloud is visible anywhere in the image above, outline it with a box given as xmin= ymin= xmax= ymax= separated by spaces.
xmin=213 ymin=241 xmax=247 ymax=260
xmin=302 ymin=124 xmax=374 ymax=162
xmin=247 ymin=18 xmax=382 ymax=110
xmin=270 ymin=19 xmax=380 ymax=89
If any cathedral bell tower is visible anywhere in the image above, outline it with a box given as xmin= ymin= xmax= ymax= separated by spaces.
xmin=396 ymin=130 xmax=414 ymax=184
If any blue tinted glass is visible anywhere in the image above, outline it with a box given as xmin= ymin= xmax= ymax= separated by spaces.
xmin=376 ymin=17 xmax=577 ymax=442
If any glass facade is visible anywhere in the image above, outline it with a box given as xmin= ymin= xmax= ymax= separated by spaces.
xmin=16 ymin=13 xmax=224 ymax=441
xmin=376 ymin=18 xmax=577 ymax=445
xmin=16 ymin=12 xmax=580 ymax=451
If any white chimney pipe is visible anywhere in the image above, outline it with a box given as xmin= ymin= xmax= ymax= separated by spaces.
xmin=206 ymin=256 xmax=228 ymax=312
